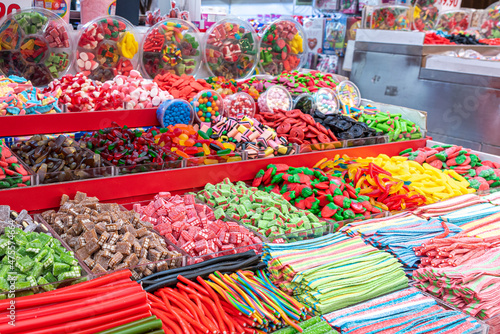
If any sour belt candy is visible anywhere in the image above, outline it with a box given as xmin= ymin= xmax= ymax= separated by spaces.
xmin=340 ymin=213 xmax=461 ymax=273
xmin=414 ymin=247 xmax=500 ymax=320
xmin=263 ymin=233 xmax=408 ymax=314
xmin=323 ymin=287 xmax=483 ymax=333
xmin=0 ymin=75 xmax=61 ymax=115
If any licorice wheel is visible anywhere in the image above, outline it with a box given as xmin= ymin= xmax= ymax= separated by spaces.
xmin=318 ymin=133 xmax=331 ymax=143
xmin=290 ymin=127 xmax=305 ymax=140
xmin=286 ymin=109 xmax=301 ymax=118
xmin=277 ymin=123 xmax=291 ymax=134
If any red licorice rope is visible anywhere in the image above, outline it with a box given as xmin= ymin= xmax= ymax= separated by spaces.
xmin=0 ymin=270 xmax=152 ymax=334
xmin=149 ymin=274 xmax=250 ymax=334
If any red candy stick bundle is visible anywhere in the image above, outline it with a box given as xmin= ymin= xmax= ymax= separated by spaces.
xmin=0 ymin=270 xmax=151 ymax=334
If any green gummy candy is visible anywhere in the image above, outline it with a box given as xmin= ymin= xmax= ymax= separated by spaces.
xmin=52 ymin=262 xmax=69 ymax=277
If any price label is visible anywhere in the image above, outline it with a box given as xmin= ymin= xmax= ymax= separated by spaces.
xmin=0 ymin=0 xmax=32 ymax=20
xmin=435 ymin=0 xmax=461 ymax=12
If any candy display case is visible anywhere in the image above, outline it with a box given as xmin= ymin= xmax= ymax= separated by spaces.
xmin=257 ymin=84 xmax=293 ymax=113
xmin=413 ymin=0 xmax=439 ymax=31
xmin=203 ymin=17 xmax=259 ymax=80
xmin=0 ymin=8 xmax=73 ymax=87
xmin=258 ymin=18 xmax=307 ymax=75
xmin=370 ymin=5 xmax=413 ymax=31
xmin=76 ymin=16 xmax=139 ymax=82
xmin=10 ymin=135 xmax=115 ymax=185
xmin=313 ymin=87 xmax=340 ymax=115
xmin=480 ymin=1 xmax=500 ymax=39
xmin=435 ymin=9 xmax=472 ymax=34
xmin=141 ymin=18 xmax=202 ymax=79
xmin=337 ymin=80 xmax=361 ymax=108
xmin=156 ymin=99 xmax=195 ymax=128
xmin=0 ymin=145 xmax=36 ymax=190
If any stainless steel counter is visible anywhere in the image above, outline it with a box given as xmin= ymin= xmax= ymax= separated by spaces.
xmin=349 ymin=30 xmax=500 ymax=154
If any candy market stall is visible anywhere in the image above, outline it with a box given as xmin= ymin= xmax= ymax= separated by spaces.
xmin=1 ymin=6 xmax=500 ymax=334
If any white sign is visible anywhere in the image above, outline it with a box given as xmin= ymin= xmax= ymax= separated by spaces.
xmin=435 ymin=0 xmax=462 ymax=12
xmin=0 ymin=0 xmax=32 ymax=20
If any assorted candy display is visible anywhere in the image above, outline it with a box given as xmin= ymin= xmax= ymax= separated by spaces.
xmin=41 ymin=192 xmax=183 ymax=277
xmin=141 ymin=19 xmax=202 ymax=78
xmin=11 ymin=134 xmax=112 ymax=184
xmin=77 ymin=16 xmax=139 ymax=81
xmin=204 ymin=18 xmax=259 ymax=80
xmin=0 ymin=9 xmax=72 ymax=87
xmin=3 ymin=8 xmax=500 ymax=334
xmin=259 ymin=19 xmax=306 ymax=75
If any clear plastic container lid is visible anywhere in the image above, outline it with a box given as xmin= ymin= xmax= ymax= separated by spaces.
xmin=370 ymin=5 xmax=412 ymax=31
xmin=480 ymin=1 xmax=500 ymax=38
xmin=0 ymin=8 xmax=73 ymax=87
xmin=257 ymin=85 xmax=292 ymax=113
xmin=190 ymin=89 xmax=224 ymax=123
xmin=156 ymin=99 xmax=194 ymax=127
xmin=293 ymin=93 xmax=316 ymax=115
xmin=337 ymin=80 xmax=361 ymax=107
xmin=141 ymin=18 xmax=202 ymax=79
xmin=435 ymin=9 xmax=472 ymax=34
xmin=258 ymin=18 xmax=307 ymax=75
xmin=314 ymin=87 xmax=340 ymax=115
xmin=223 ymin=92 xmax=256 ymax=119
xmin=76 ymin=16 xmax=139 ymax=82
xmin=203 ymin=17 xmax=259 ymax=80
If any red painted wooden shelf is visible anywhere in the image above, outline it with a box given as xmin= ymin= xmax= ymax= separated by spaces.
xmin=0 ymin=108 xmax=159 ymax=137
xmin=0 ymin=138 xmax=427 ymax=212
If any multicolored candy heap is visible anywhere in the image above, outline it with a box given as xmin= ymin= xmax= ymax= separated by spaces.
xmin=324 ymin=287 xmax=484 ymax=333
xmin=263 ymin=233 xmax=408 ymax=314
